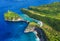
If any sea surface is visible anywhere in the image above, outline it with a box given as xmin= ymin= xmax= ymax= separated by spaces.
xmin=0 ymin=0 xmax=60 ymax=41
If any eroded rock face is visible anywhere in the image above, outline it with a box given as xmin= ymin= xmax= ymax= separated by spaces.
xmin=24 ymin=22 xmax=38 ymax=33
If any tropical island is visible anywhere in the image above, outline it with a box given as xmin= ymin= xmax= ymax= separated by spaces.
xmin=21 ymin=2 xmax=60 ymax=41
xmin=4 ymin=10 xmax=23 ymax=21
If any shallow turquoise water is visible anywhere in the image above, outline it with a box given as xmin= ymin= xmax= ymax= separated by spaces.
xmin=20 ymin=14 xmax=39 ymax=22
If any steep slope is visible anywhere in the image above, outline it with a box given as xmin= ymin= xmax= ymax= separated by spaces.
xmin=21 ymin=2 xmax=60 ymax=41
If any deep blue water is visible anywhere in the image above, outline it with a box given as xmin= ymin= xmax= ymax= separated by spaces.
xmin=0 ymin=0 xmax=60 ymax=41
xmin=0 ymin=21 xmax=29 ymax=41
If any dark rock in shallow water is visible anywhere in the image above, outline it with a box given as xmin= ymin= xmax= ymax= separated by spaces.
xmin=35 ymin=28 xmax=48 ymax=41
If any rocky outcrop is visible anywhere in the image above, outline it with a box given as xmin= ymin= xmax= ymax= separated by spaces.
xmin=4 ymin=10 xmax=23 ymax=21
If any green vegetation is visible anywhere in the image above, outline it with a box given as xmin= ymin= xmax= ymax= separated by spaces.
xmin=25 ymin=22 xmax=38 ymax=32
xmin=28 ymin=22 xmax=39 ymax=27
xmin=21 ymin=2 xmax=60 ymax=41
xmin=4 ymin=10 xmax=22 ymax=21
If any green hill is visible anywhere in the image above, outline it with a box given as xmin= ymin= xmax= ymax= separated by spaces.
xmin=21 ymin=2 xmax=60 ymax=41
xmin=4 ymin=11 xmax=22 ymax=21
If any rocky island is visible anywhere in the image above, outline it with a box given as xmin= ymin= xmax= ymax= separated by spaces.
xmin=4 ymin=10 xmax=23 ymax=21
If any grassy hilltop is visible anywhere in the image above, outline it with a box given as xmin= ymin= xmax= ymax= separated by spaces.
xmin=4 ymin=11 xmax=22 ymax=21
xmin=21 ymin=2 xmax=60 ymax=41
